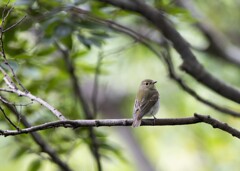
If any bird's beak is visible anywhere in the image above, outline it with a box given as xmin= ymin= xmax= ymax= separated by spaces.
xmin=153 ymin=81 xmax=157 ymax=84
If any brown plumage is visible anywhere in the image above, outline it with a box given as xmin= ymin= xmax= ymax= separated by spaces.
xmin=132 ymin=79 xmax=160 ymax=127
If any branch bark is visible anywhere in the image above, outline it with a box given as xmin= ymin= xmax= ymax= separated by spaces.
xmin=1 ymin=114 xmax=240 ymax=139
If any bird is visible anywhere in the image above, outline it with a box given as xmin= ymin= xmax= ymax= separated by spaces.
xmin=132 ymin=79 xmax=160 ymax=127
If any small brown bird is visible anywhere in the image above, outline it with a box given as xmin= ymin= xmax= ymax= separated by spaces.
xmin=132 ymin=79 xmax=160 ymax=127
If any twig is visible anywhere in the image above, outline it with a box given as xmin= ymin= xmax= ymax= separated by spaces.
xmin=92 ymin=52 xmax=103 ymax=118
xmin=3 ymin=15 xmax=27 ymax=32
xmin=0 ymin=81 xmax=66 ymax=120
xmin=0 ymin=106 xmax=19 ymax=130
xmin=2 ymin=0 xmax=12 ymax=24
xmin=194 ymin=114 xmax=240 ymax=138
xmin=55 ymin=42 xmax=102 ymax=171
xmin=1 ymin=97 xmax=73 ymax=171
xmin=1 ymin=114 xmax=240 ymax=139
xmin=176 ymin=0 xmax=240 ymax=66
xmin=0 ymin=6 xmax=27 ymax=92
xmin=162 ymin=45 xmax=240 ymax=117
xmin=0 ymin=94 xmax=33 ymax=106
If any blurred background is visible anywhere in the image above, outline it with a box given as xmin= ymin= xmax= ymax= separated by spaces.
xmin=0 ymin=0 xmax=240 ymax=171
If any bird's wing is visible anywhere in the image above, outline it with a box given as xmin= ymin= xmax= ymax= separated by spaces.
xmin=134 ymin=90 xmax=159 ymax=120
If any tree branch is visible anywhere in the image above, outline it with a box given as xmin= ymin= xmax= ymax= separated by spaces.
xmin=0 ymin=114 xmax=240 ymax=139
xmin=98 ymin=0 xmax=240 ymax=104
xmin=1 ymin=98 xmax=73 ymax=171
xmin=55 ymin=42 xmax=102 ymax=171
xmin=176 ymin=0 xmax=240 ymax=66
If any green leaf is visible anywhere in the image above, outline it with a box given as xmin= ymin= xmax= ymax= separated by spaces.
xmin=71 ymin=50 xmax=88 ymax=59
xmin=28 ymin=159 xmax=42 ymax=171
xmin=61 ymin=35 xmax=73 ymax=50
xmin=12 ymin=148 xmax=26 ymax=159
xmin=35 ymin=46 xmax=56 ymax=56
xmin=77 ymin=35 xmax=92 ymax=49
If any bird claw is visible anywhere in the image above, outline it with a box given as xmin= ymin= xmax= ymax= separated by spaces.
xmin=152 ymin=115 xmax=157 ymax=125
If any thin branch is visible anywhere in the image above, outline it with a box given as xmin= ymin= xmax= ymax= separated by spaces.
xmin=0 ymin=94 xmax=33 ymax=107
xmin=55 ymin=42 xmax=102 ymax=171
xmin=0 ymin=106 xmax=19 ymax=130
xmin=1 ymin=97 xmax=73 ymax=171
xmin=2 ymin=0 xmax=13 ymax=25
xmin=92 ymin=52 xmax=103 ymax=118
xmin=0 ymin=114 xmax=240 ymax=139
xmin=0 ymin=66 xmax=18 ymax=89
xmin=98 ymin=0 xmax=240 ymax=104
xmin=0 ymin=83 xmax=66 ymax=120
xmin=176 ymin=0 xmax=240 ymax=66
xmin=194 ymin=114 xmax=240 ymax=138
xmin=3 ymin=15 xmax=27 ymax=32
xmin=162 ymin=45 xmax=240 ymax=117
xmin=0 ymin=7 xmax=27 ymax=92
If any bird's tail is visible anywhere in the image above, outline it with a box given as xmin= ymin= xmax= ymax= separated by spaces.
xmin=132 ymin=117 xmax=142 ymax=127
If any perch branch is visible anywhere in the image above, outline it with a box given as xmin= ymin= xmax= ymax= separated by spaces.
xmin=1 ymin=114 xmax=240 ymax=139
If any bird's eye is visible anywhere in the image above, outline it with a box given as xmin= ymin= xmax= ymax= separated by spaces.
xmin=146 ymin=83 xmax=149 ymax=85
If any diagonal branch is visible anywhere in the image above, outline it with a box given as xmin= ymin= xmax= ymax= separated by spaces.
xmin=64 ymin=6 xmax=240 ymax=117
xmin=1 ymin=98 xmax=73 ymax=171
xmin=0 ymin=105 xmax=19 ymax=130
xmin=162 ymin=45 xmax=240 ymax=117
xmin=0 ymin=4 xmax=67 ymax=121
xmin=176 ymin=0 xmax=240 ymax=66
xmin=0 ymin=78 xmax=66 ymax=120
xmin=98 ymin=0 xmax=240 ymax=104
xmin=0 ymin=6 xmax=27 ymax=92
xmin=1 ymin=114 xmax=240 ymax=139
xmin=55 ymin=42 xmax=102 ymax=171
xmin=92 ymin=52 xmax=103 ymax=118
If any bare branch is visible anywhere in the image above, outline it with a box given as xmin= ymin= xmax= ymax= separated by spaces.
xmin=55 ymin=42 xmax=102 ymax=171
xmin=0 ymin=83 xmax=66 ymax=120
xmin=162 ymin=45 xmax=240 ymax=117
xmin=0 ymin=7 xmax=27 ymax=92
xmin=0 ymin=114 xmax=240 ymax=139
xmin=194 ymin=114 xmax=240 ymax=138
xmin=1 ymin=98 xmax=73 ymax=171
xmin=92 ymin=52 xmax=103 ymax=118
xmin=98 ymin=0 xmax=240 ymax=104
xmin=3 ymin=15 xmax=27 ymax=32
xmin=176 ymin=0 xmax=240 ymax=66
xmin=0 ymin=106 xmax=19 ymax=130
